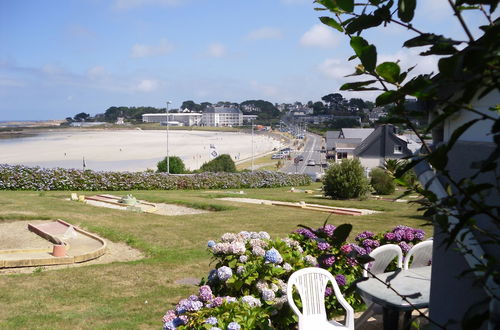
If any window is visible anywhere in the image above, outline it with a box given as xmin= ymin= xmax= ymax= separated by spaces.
xmin=394 ymin=145 xmax=403 ymax=154
xmin=337 ymin=152 xmax=348 ymax=160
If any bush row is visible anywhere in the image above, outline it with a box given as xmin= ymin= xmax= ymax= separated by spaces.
xmin=0 ymin=164 xmax=310 ymax=191
xmin=162 ymin=224 xmax=426 ymax=329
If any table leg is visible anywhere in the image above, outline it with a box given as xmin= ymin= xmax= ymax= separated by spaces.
xmin=383 ymin=307 xmax=400 ymax=330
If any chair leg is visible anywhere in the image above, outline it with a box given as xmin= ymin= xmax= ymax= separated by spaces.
xmin=356 ymin=303 xmax=375 ymax=327
xmin=403 ymin=311 xmax=412 ymax=330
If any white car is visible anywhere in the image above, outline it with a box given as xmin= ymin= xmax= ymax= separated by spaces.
xmin=307 ymin=160 xmax=316 ymax=166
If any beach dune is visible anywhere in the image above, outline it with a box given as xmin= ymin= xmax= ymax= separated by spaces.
xmin=0 ymin=129 xmax=280 ymax=172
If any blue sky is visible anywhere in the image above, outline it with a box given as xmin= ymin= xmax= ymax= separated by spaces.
xmin=0 ymin=0 xmax=492 ymax=120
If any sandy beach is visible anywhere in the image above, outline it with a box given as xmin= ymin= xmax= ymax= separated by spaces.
xmin=0 ymin=129 xmax=281 ymax=171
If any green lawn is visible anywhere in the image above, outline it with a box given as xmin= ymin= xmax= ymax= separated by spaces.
xmin=0 ymin=184 xmax=429 ymax=329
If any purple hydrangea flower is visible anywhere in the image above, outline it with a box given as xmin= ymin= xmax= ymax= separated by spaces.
xmin=335 ymin=274 xmax=346 ymax=286
xmin=295 ymin=228 xmax=317 ymax=239
xmin=317 ymin=242 xmax=331 ymax=251
xmin=320 ymin=255 xmax=336 ymax=267
xmin=162 ymin=310 xmax=176 ymax=323
xmin=399 ymin=241 xmax=411 ymax=254
xmin=207 ymin=297 xmax=223 ymax=308
xmin=414 ymin=229 xmax=425 ymax=240
xmin=340 ymin=244 xmax=353 ymax=254
xmin=384 ymin=232 xmax=396 ymax=241
xmin=318 ymin=224 xmax=336 ymax=237
xmin=405 ymin=231 xmax=415 ymax=241
xmin=324 ymin=287 xmax=333 ymax=297
xmin=199 ymin=285 xmax=213 ymax=302
xmin=188 ymin=295 xmax=199 ymax=301
xmin=239 ymin=255 xmax=248 ymax=263
xmin=241 ymin=295 xmax=262 ymax=307
xmin=261 ymin=288 xmax=276 ymax=301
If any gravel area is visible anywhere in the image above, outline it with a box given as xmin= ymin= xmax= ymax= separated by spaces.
xmin=84 ymin=199 xmax=208 ymax=216
xmin=0 ymin=220 xmax=144 ymax=274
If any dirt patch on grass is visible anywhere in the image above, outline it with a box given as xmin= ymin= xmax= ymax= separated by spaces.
xmin=0 ymin=220 xmax=144 ymax=275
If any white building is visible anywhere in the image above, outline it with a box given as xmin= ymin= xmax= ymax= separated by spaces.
xmin=202 ymin=107 xmax=243 ymax=127
xmin=142 ymin=113 xmax=202 ymax=126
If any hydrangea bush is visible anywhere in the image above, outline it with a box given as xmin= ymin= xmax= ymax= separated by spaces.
xmin=163 ymin=225 xmax=427 ymax=329
xmin=0 ymin=164 xmax=310 ymax=191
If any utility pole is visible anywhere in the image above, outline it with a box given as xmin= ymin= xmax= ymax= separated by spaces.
xmin=166 ymin=101 xmax=171 ymax=174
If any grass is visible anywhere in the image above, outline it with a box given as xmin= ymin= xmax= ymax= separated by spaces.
xmin=236 ymin=154 xmax=284 ymax=171
xmin=0 ymin=184 xmax=429 ymax=329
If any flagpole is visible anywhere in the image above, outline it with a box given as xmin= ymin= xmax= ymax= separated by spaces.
xmin=166 ymin=101 xmax=171 ymax=174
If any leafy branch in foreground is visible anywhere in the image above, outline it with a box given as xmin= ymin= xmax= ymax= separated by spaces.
xmin=314 ymin=0 xmax=499 ymax=327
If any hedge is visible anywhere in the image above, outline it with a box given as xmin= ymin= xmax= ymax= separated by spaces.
xmin=0 ymin=164 xmax=310 ymax=191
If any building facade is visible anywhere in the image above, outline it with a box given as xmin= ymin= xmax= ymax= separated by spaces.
xmin=142 ymin=113 xmax=202 ymax=126
xmin=202 ymin=107 xmax=243 ymax=127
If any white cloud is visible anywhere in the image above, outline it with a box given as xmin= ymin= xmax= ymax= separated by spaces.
xmin=318 ymin=58 xmax=354 ymax=80
xmin=87 ymin=66 xmax=107 ymax=78
xmin=131 ymin=39 xmax=174 ymax=58
xmin=300 ymin=24 xmax=340 ymax=48
xmin=135 ymin=79 xmax=159 ymax=92
xmin=250 ymin=80 xmax=280 ymax=97
xmin=113 ymin=0 xmax=182 ymax=10
xmin=246 ymin=27 xmax=283 ymax=40
xmin=206 ymin=43 xmax=227 ymax=58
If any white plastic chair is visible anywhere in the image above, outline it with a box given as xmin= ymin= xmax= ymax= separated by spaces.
xmin=287 ymin=267 xmax=354 ymax=330
xmin=362 ymin=244 xmax=403 ymax=277
xmin=358 ymin=244 xmax=403 ymax=326
xmin=404 ymin=240 xmax=433 ymax=270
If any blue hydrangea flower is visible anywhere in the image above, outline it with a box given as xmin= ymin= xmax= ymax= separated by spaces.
xmin=207 ymin=240 xmax=216 ymax=248
xmin=265 ymin=248 xmax=283 ymax=264
xmin=227 ymin=321 xmax=241 ymax=330
xmin=204 ymin=316 xmax=218 ymax=325
xmin=217 ymin=266 xmax=233 ymax=281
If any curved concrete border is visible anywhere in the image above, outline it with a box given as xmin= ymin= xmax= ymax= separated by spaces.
xmin=0 ymin=219 xmax=107 ymax=268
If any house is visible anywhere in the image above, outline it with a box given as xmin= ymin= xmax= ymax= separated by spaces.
xmin=142 ymin=113 xmax=202 ymax=126
xmin=202 ymin=107 xmax=243 ymax=127
xmin=325 ymin=128 xmax=373 ymax=161
xmin=353 ymin=125 xmax=412 ymax=168
xmin=242 ymin=114 xmax=258 ymax=124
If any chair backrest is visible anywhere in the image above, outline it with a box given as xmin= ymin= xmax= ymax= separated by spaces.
xmin=404 ymin=240 xmax=433 ymax=269
xmin=287 ymin=267 xmax=354 ymax=330
xmin=363 ymin=244 xmax=403 ymax=277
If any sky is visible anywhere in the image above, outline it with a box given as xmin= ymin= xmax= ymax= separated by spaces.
xmin=0 ymin=0 xmax=494 ymax=120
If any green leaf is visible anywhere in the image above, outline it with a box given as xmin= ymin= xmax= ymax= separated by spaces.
xmin=375 ymin=62 xmax=401 ymax=83
xmin=340 ymin=80 xmax=378 ymax=90
xmin=336 ymin=0 xmax=354 ymax=12
xmin=398 ymin=0 xmax=416 ymax=22
xmin=332 ymin=223 xmax=352 ymax=243
xmin=319 ymin=16 xmax=344 ymax=32
xmin=350 ymin=37 xmax=377 ymax=72
xmin=345 ymin=14 xmax=383 ymax=34
xmin=375 ymin=90 xmax=401 ymax=106
xmin=403 ymin=33 xmax=461 ymax=48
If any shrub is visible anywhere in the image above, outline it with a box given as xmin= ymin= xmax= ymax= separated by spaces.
xmin=0 ymin=164 xmax=310 ymax=191
xmin=200 ymin=154 xmax=237 ymax=173
xmin=162 ymin=224 xmax=426 ymax=329
xmin=157 ymin=156 xmax=186 ymax=174
xmin=370 ymin=168 xmax=395 ymax=195
xmin=323 ymin=159 xmax=370 ymax=199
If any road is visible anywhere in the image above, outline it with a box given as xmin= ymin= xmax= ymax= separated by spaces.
xmin=280 ymin=132 xmax=325 ymax=179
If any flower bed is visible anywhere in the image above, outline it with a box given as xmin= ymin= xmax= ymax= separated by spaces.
xmin=162 ymin=225 xmax=426 ymax=329
xmin=0 ymin=164 xmax=310 ymax=191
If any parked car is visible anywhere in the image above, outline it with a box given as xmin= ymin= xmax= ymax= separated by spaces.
xmin=297 ymin=155 xmax=304 ymax=161
xmin=307 ymin=160 xmax=316 ymax=166
xmin=271 ymin=153 xmax=286 ymax=159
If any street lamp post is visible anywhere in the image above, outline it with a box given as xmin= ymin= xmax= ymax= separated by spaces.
xmin=166 ymin=101 xmax=172 ymax=174
xmin=251 ymin=119 xmax=254 ymax=172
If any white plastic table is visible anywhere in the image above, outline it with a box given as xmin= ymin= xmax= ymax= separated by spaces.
xmin=356 ymin=266 xmax=431 ymax=329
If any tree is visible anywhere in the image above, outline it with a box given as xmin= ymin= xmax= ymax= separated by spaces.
xmin=370 ymin=167 xmax=395 ymax=195
xmin=315 ymin=0 xmax=499 ymax=327
xmin=157 ymin=156 xmax=186 ymax=174
xmin=325 ymin=118 xmax=360 ymax=129
xmin=199 ymin=154 xmax=236 ymax=172
xmin=321 ymin=93 xmax=343 ymax=108
xmin=73 ymin=112 xmax=90 ymax=122
xmin=312 ymin=101 xmax=327 ymax=115
xmin=181 ymin=100 xmax=201 ymax=112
